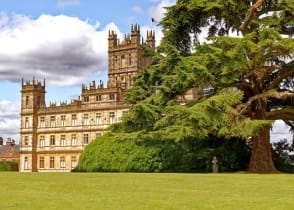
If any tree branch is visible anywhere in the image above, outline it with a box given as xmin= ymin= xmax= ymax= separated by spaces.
xmin=240 ymin=0 xmax=264 ymax=35
xmin=265 ymin=108 xmax=294 ymax=120
xmin=239 ymin=89 xmax=294 ymax=114
xmin=267 ymin=62 xmax=294 ymax=90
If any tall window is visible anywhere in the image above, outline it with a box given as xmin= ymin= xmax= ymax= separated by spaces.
xmin=61 ymin=115 xmax=66 ymax=127
xmin=83 ymin=114 xmax=89 ymax=125
xmin=24 ymin=157 xmax=29 ymax=170
xmin=71 ymin=156 xmax=77 ymax=169
xmin=25 ymin=117 xmax=29 ymax=128
xmin=84 ymin=96 xmax=89 ymax=102
xmin=40 ymin=116 xmax=45 ymax=128
xmin=121 ymin=55 xmax=126 ymax=68
xmin=71 ymin=114 xmax=77 ymax=126
xmin=50 ymin=135 xmax=55 ymax=146
xmin=96 ymin=113 xmax=102 ymax=125
xmin=83 ymin=133 xmax=89 ymax=145
xmin=60 ymin=156 xmax=66 ymax=169
xmin=128 ymin=53 xmax=132 ymax=66
xmin=40 ymin=136 xmax=45 ymax=147
xmin=71 ymin=134 xmax=77 ymax=146
xmin=39 ymin=157 xmax=44 ymax=169
xmin=109 ymin=94 xmax=115 ymax=100
xmin=109 ymin=112 xmax=115 ymax=124
xmin=96 ymin=95 xmax=102 ymax=101
xmin=50 ymin=157 xmax=54 ymax=169
xmin=25 ymin=96 xmax=29 ymax=106
xmin=60 ymin=135 xmax=66 ymax=146
xmin=50 ymin=116 xmax=56 ymax=127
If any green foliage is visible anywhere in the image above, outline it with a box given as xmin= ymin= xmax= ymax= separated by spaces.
xmin=80 ymin=0 xmax=294 ymax=173
xmin=76 ymin=133 xmax=250 ymax=172
xmin=0 ymin=162 xmax=19 ymax=171
xmin=272 ymin=139 xmax=294 ymax=173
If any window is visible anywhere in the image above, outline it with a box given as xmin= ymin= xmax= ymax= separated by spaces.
xmin=83 ymin=114 xmax=89 ymax=125
xmin=40 ymin=116 xmax=45 ymax=128
xmin=50 ymin=157 xmax=54 ymax=169
xmin=128 ymin=53 xmax=132 ymax=66
xmin=71 ymin=134 xmax=77 ymax=146
xmin=24 ymin=157 xmax=29 ymax=170
xmin=50 ymin=116 xmax=56 ymax=127
xmin=96 ymin=133 xmax=101 ymax=138
xmin=25 ymin=117 xmax=29 ymax=128
xmin=109 ymin=112 xmax=115 ymax=124
xmin=96 ymin=95 xmax=102 ymax=101
xmin=50 ymin=135 xmax=55 ymax=146
xmin=39 ymin=157 xmax=44 ymax=169
xmin=71 ymin=156 xmax=77 ymax=169
xmin=40 ymin=136 xmax=45 ymax=147
xmin=109 ymin=94 xmax=115 ymax=100
xmin=25 ymin=96 xmax=29 ymax=106
xmin=37 ymin=96 xmax=41 ymax=107
xmin=61 ymin=115 xmax=66 ymax=127
xmin=84 ymin=96 xmax=89 ymax=102
xmin=60 ymin=156 xmax=66 ymax=169
xmin=96 ymin=113 xmax=102 ymax=125
xmin=121 ymin=55 xmax=126 ymax=68
xmin=24 ymin=136 xmax=29 ymax=146
xmin=83 ymin=133 xmax=89 ymax=145
xmin=60 ymin=135 xmax=66 ymax=146
xmin=71 ymin=114 xmax=77 ymax=126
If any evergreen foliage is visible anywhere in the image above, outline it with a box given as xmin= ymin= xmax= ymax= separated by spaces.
xmin=77 ymin=0 xmax=294 ymax=173
xmin=75 ymin=134 xmax=250 ymax=172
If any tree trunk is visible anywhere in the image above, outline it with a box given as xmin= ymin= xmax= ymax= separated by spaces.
xmin=248 ymin=126 xmax=277 ymax=173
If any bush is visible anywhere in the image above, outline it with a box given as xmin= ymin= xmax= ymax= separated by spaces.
xmin=75 ymin=132 xmax=251 ymax=173
xmin=272 ymin=139 xmax=294 ymax=173
xmin=0 ymin=162 xmax=19 ymax=171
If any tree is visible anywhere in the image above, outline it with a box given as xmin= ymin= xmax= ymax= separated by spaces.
xmin=160 ymin=0 xmax=294 ymax=173
xmin=124 ymin=0 xmax=294 ymax=173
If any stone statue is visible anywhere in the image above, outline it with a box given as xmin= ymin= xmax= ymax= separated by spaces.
xmin=212 ymin=156 xmax=219 ymax=173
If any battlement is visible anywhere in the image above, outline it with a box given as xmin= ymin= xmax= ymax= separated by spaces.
xmin=108 ymin=24 xmax=156 ymax=50
xmin=82 ymin=80 xmax=105 ymax=91
xmin=21 ymin=77 xmax=45 ymax=89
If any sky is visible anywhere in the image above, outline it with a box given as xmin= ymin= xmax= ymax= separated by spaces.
xmin=0 ymin=0 xmax=292 ymax=143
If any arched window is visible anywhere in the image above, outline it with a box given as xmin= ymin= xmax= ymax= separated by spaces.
xmin=24 ymin=157 xmax=29 ymax=170
xmin=121 ymin=55 xmax=126 ymax=68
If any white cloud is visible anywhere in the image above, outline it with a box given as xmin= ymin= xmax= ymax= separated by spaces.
xmin=271 ymin=120 xmax=293 ymax=143
xmin=0 ymin=13 xmax=122 ymax=86
xmin=0 ymin=100 xmax=20 ymax=142
xmin=57 ymin=0 xmax=80 ymax=8
xmin=148 ymin=0 xmax=176 ymax=23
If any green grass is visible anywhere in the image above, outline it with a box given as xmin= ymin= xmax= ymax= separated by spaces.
xmin=0 ymin=172 xmax=293 ymax=210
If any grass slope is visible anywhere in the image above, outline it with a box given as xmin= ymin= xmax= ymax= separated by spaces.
xmin=0 ymin=172 xmax=293 ymax=210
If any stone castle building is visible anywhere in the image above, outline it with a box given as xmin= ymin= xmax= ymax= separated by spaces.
xmin=20 ymin=25 xmax=155 ymax=172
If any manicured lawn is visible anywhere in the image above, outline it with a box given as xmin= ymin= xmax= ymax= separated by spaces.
xmin=0 ymin=172 xmax=293 ymax=210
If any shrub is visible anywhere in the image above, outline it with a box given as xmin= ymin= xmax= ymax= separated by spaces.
xmin=0 ymin=162 xmax=19 ymax=171
xmin=75 ymin=133 xmax=250 ymax=173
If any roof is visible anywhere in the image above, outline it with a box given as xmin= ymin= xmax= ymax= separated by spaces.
xmin=0 ymin=144 xmax=20 ymax=159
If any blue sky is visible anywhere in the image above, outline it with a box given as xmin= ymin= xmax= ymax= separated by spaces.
xmin=0 ymin=0 xmax=292 ymax=143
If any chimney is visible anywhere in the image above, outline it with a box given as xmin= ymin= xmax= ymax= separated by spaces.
xmin=6 ymin=138 xmax=12 ymax=146
xmin=0 ymin=137 xmax=3 ymax=146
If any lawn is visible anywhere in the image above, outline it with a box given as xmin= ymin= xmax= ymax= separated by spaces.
xmin=0 ymin=172 xmax=293 ymax=210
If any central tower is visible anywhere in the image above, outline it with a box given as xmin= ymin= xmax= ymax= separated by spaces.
xmin=108 ymin=24 xmax=155 ymax=89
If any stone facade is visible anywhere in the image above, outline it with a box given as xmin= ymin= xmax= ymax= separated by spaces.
xmin=19 ymin=25 xmax=155 ymax=172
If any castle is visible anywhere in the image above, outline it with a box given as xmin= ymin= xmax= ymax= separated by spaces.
xmin=20 ymin=25 xmax=155 ymax=172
